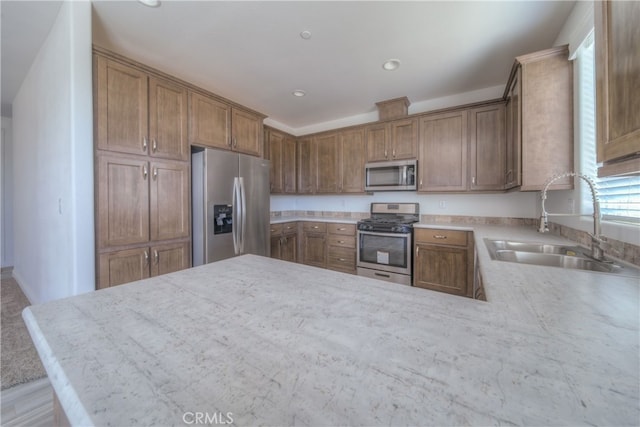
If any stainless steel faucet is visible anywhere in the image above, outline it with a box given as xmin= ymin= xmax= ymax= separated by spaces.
xmin=539 ymin=172 xmax=608 ymax=261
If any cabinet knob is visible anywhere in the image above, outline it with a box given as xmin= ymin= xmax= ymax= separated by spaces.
xmin=152 ymin=138 xmax=157 ymax=152
xmin=142 ymin=136 xmax=148 ymax=152
xmin=153 ymin=167 xmax=158 ymax=180
xmin=142 ymin=165 xmax=148 ymax=179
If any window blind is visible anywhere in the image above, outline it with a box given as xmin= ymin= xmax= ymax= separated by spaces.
xmin=578 ymin=35 xmax=640 ymax=223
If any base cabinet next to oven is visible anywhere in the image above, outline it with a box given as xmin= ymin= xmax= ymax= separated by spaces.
xmin=413 ymin=228 xmax=474 ymax=298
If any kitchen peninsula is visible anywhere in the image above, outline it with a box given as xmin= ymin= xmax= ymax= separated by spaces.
xmin=23 ymin=226 xmax=639 ymax=426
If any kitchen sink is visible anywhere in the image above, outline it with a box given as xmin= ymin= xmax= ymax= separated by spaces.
xmin=484 ymin=239 xmax=640 ymax=278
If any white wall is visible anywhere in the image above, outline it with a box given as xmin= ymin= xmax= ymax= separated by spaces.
xmin=12 ymin=0 xmax=94 ymax=304
xmin=1 ymin=117 xmax=14 ymax=268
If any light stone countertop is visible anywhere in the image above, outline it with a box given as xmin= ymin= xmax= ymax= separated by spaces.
xmin=23 ymin=225 xmax=639 ymax=426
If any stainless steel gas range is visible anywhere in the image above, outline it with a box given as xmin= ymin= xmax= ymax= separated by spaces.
xmin=356 ymin=203 xmax=420 ymax=286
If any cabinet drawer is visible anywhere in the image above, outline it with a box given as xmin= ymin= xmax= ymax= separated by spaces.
xmin=328 ymin=223 xmax=355 ymax=235
xmin=327 ymin=235 xmax=355 ymax=248
xmin=270 ymin=223 xmax=283 ymax=236
xmin=328 ymin=247 xmax=356 ymax=273
xmin=281 ymin=222 xmax=297 ymax=235
xmin=414 ymin=228 xmax=468 ymax=246
xmin=302 ymin=221 xmax=327 ymax=233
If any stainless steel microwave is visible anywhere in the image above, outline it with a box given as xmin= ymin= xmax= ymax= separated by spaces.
xmin=365 ymin=159 xmax=417 ymax=191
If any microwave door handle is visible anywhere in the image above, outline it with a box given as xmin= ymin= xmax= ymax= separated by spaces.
xmin=402 ymin=166 xmax=407 ymax=185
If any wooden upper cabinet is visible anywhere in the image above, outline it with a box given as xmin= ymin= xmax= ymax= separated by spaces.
xmin=232 ymin=108 xmax=263 ymax=157
xmin=365 ymin=123 xmax=389 ymax=162
xmin=267 ymin=130 xmax=284 ymax=193
xmin=418 ymin=111 xmax=468 ymax=192
xmin=365 ymin=119 xmax=417 ymax=162
xmin=468 ymin=103 xmax=506 ymax=191
xmin=148 ymin=77 xmax=188 ymax=161
xmin=149 ymin=159 xmax=190 ymax=242
xmin=95 ymin=56 xmax=148 ymax=155
xmin=188 ymin=91 xmax=230 ymax=150
xmin=389 ymin=118 xmax=418 ymax=160
xmin=97 ymin=154 xmax=150 ymax=248
xmin=509 ymin=45 xmax=573 ymax=191
xmin=505 ymin=71 xmax=522 ymax=189
xmin=595 ymin=0 xmax=640 ymax=176
xmin=297 ymin=137 xmax=316 ymax=194
xmin=339 ymin=128 xmax=366 ymax=193
xmin=315 ymin=133 xmax=340 ymax=193
xmin=267 ymin=129 xmax=296 ymax=194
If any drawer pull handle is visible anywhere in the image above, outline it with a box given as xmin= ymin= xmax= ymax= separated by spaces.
xmin=433 ymin=235 xmax=447 ymax=239
xmin=312 ymin=226 xmax=319 ymax=229
xmin=374 ymin=272 xmax=391 ymax=278
xmin=337 ymin=227 xmax=346 ymax=231
xmin=339 ymin=258 xmax=346 ymax=262
xmin=338 ymin=240 xmax=345 ymax=244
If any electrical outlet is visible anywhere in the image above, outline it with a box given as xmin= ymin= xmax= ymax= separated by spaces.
xmin=568 ymin=198 xmax=574 ymax=214
xmin=438 ymin=200 xmax=446 ymax=209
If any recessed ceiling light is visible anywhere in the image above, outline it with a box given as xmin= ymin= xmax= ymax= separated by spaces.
xmin=300 ymin=30 xmax=312 ymax=40
xmin=138 ymin=0 xmax=161 ymax=7
xmin=292 ymin=90 xmax=306 ymax=97
xmin=382 ymin=59 xmax=401 ymax=71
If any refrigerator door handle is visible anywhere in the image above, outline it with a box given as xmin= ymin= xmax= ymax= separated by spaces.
xmin=239 ymin=177 xmax=247 ymax=254
xmin=232 ymin=177 xmax=240 ymax=255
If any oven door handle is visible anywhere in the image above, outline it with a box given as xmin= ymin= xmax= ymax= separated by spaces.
xmin=357 ymin=230 xmax=412 ymax=238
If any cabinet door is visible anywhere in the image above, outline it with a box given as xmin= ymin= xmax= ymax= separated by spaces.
xmin=98 ymin=247 xmax=150 ymax=289
xmin=297 ymin=137 xmax=316 ymax=194
xmin=283 ymin=136 xmax=297 ymax=194
xmin=596 ymin=0 xmax=640 ymax=173
xmin=281 ymin=234 xmax=297 ymax=263
xmin=302 ymin=232 xmax=326 ymax=268
xmin=414 ymin=244 xmax=469 ymax=296
xmin=365 ymin=123 xmax=389 ymax=161
xmin=149 ymin=77 xmax=188 ymax=160
xmin=469 ymin=104 xmax=506 ymax=191
xmin=340 ymin=128 xmax=365 ymax=193
xmin=390 ymin=118 xmax=417 ymax=160
xmin=232 ymin=108 xmax=263 ymax=157
xmin=150 ymin=242 xmax=190 ymax=277
xmin=268 ymin=130 xmax=284 ymax=193
xmin=315 ymin=133 xmax=340 ymax=193
xmin=188 ymin=91 xmax=230 ymax=150
xmin=97 ymin=155 xmax=149 ymax=248
xmin=505 ymin=72 xmax=522 ymax=189
xmin=419 ymin=111 xmax=468 ymax=192
xmin=95 ymin=56 xmax=148 ymax=155
xmin=270 ymin=235 xmax=282 ymax=259
xmin=149 ymin=160 xmax=190 ymax=241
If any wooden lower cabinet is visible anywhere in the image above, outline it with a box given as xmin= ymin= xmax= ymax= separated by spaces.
xmin=301 ymin=222 xmax=327 ymax=268
xmin=326 ymin=223 xmax=356 ymax=274
xmin=98 ymin=241 xmax=190 ymax=289
xmin=413 ymin=229 xmax=474 ymax=298
xmin=270 ymin=222 xmax=298 ymax=263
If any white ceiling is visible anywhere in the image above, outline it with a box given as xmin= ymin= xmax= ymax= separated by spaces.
xmin=3 ymin=1 xmax=575 ymax=133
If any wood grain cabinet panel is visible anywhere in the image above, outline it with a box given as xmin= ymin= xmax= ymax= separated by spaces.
xmin=188 ymin=91 xmax=230 ymax=150
xmin=95 ymin=56 xmax=148 ymax=156
xmin=595 ymin=0 xmax=640 ymax=176
xmin=339 ymin=128 xmax=366 ymax=193
xmin=365 ymin=123 xmax=389 ymax=162
xmin=389 ymin=118 xmax=418 ymax=160
xmin=149 ymin=160 xmax=190 ymax=241
xmin=506 ymin=45 xmax=573 ymax=191
xmin=98 ymin=247 xmax=150 ymax=289
xmin=418 ymin=111 xmax=468 ymax=192
xmin=266 ymin=128 xmax=297 ymax=194
xmin=505 ymin=72 xmax=522 ymax=189
xmin=97 ymin=154 xmax=150 ymax=248
xmin=469 ymin=104 xmax=506 ymax=191
xmin=232 ymin=107 xmax=263 ymax=157
xmin=151 ymin=242 xmax=190 ymax=277
xmin=315 ymin=133 xmax=340 ymax=193
xmin=413 ymin=228 xmax=474 ymax=298
xmin=149 ymin=77 xmax=188 ymax=161
xmin=270 ymin=222 xmax=297 ymax=263
xmin=297 ymin=137 xmax=316 ymax=194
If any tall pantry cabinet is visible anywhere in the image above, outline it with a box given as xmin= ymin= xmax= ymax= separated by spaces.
xmin=94 ymin=51 xmax=191 ymax=289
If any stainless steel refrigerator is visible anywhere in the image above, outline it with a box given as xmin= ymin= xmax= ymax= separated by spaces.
xmin=192 ymin=148 xmax=270 ymax=266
